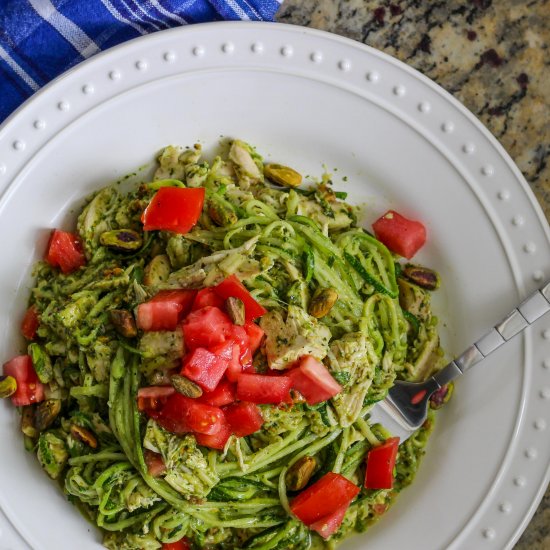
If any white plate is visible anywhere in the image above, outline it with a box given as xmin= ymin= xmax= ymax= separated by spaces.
xmin=0 ymin=22 xmax=549 ymax=550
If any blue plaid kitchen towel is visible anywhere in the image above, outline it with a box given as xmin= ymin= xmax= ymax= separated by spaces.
xmin=0 ymin=0 xmax=281 ymax=122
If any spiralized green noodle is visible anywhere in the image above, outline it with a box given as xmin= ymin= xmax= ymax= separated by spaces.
xmin=20 ymin=140 xmax=446 ymax=549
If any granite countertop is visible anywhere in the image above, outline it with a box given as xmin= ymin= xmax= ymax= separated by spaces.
xmin=276 ymin=1 xmax=549 ymax=548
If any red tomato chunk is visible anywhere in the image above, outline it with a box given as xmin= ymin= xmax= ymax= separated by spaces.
xmin=372 ymin=210 xmax=426 ymax=259
xmin=244 ymin=322 xmax=265 ymax=354
xmin=214 ymin=275 xmax=267 ymax=322
xmin=155 ymin=393 xmax=225 ymax=435
xmin=223 ymin=402 xmax=264 ymax=437
xmin=181 ymin=347 xmax=229 ymax=392
xmin=46 ymin=229 xmax=86 ymax=274
xmin=162 ymin=539 xmax=191 ymax=550
xmin=364 ymin=437 xmax=400 ymax=489
xmin=3 ymin=355 xmax=45 ymax=407
xmin=21 ymin=305 xmax=40 ymax=340
xmin=290 ymin=472 xmax=360 ymax=526
xmin=137 ymin=386 xmax=175 ymax=412
xmin=309 ymin=503 xmax=349 ymax=539
xmin=137 ymin=290 xmax=197 ymax=332
xmin=194 ymin=419 xmax=232 ymax=450
xmin=288 ymin=356 xmax=342 ymax=405
xmin=141 ymin=187 xmax=205 ymax=234
xmin=191 ymin=288 xmax=225 ymax=311
xmin=236 ymin=373 xmax=291 ymax=404
xmin=144 ymin=449 xmax=166 ymax=477
xmin=182 ymin=306 xmax=234 ymax=349
xmin=199 ymin=379 xmax=236 ymax=407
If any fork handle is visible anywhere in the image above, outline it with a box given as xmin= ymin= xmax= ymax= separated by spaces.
xmin=433 ymin=282 xmax=550 ymax=387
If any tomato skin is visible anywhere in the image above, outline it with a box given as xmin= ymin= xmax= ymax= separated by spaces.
xmin=21 ymin=305 xmax=40 ymax=340
xmin=372 ymin=210 xmax=426 ymax=259
xmin=309 ymin=504 xmax=349 ymax=539
xmin=155 ymin=393 xmax=225 ymax=435
xmin=137 ymin=290 xmax=196 ymax=331
xmin=181 ymin=347 xmax=229 ymax=392
xmin=46 ymin=229 xmax=86 ymax=274
xmin=199 ymin=379 xmax=236 ymax=407
xmin=290 ymin=472 xmax=360 ymax=526
xmin=162 ymin=539 xmax=191 ymax=550
xmin=195 ymin=419 xmax=232 ymax=450
xmin=244 ymin=322 xmax=264 ymax=354
xmin=3 ymin=355 xmax=45 ymax=407
xmin=288 ymin=356 xmax=342 ymax=405
xmin=364 ymin=437 xmax=400 ymax=489
xmin=236 ymin=373 xmax=291 ymax=404
xmin=137 ymin=386 xmax=175 ymax=412
xmin=182 ymin=306 xmax=234 ymax=349
xmin=191 ymin=288 xmax=225 ymax=311
xmin=144 ymin=449 xmax=166 ymax=477
xmin=214 ymin=275 xmax=267 ymax=321
xmin=223 ymin=402 xmax=264 ymax=437
xmin=142 ymin=187 xmax=205 ymax=234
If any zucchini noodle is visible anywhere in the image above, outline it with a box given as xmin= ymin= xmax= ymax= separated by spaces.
xmin=17 ymin=139 xmax=447 ymax=549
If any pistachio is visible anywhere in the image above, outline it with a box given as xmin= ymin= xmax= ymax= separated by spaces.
xmin=34 ymin=399 xmax=62 ymax=432
xmin=429 ymin=382 xmax=454 ymax=410
xmin=143 ymin=254 xmax=171 ymax=286
xmin=208 ymin=198 xmax=238 ymax=227
xmin=171 ymin=374 xmax=203 ymax=398
xmin=264 ymin=163 xmax=302 ymax=188
xmin=225 ymin=297 xmax=245 ymax=326
xmin=285 ymin=456 xmax=317 ymax=491
xmin=21 ymin=406 xmax=38 ymax=438
xmin=99 ymin=229 xmax=143 ymax=251
xmin=308 ymin=287 xmax=338 ymax=318
xmin=110 ymin=309 xmax=138 ymax=338
xmin=70 ymin=425 xmax=98 ymax=449
xmin=402 ymin=264 xmax=440 ymax=291
xmin=0 ymin=375 xmax=17 ymax=398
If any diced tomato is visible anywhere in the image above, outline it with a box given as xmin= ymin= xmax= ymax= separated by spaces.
xmin=199 ymin=379 xmax=236 ymax=407
xmin=223 ymin=402 xmax=264 ymax=437
xmin=287 ymin=356 xmax=342 ymax=405
xmin=137 ymin=386 xmax=175 ymax=412
xmin=181 ymin=347 xmax=229 ymax=392
xmin=244 ymin=322 xmax=264 ymax=354
xmin=137 ymin=290 xmax=197 ymax=331
xmin=3 ymin=355 xmax=45 ymax=407
xmin=155 ymin=393 xmax=225 ymax=435
xmin=194 ymin=418 xmax=232 ymax=450
xmin=236 ymin=373 xmax=291 ymax=404
xmin=229 ymin=325 xmax=253 ymax=372
xmin=21 ymin=305 xmax=40 ymax=340
xmin=224 ymin=344 xmax=243 ymax=382
xmin=365 ymin=437 xmax=400 ymax=489
xmin=372 ymin=210 xmax=426 ymax=259
xmin=141 ymin=187 xmax=205 ymax=234
xmin=191 ymin=288 xmax=225 ymax=311
xmin=45 ymin=229 xmax=86 ymax=274
xmin=309 ymin=503 xmax=349 ymax=539
xmin=214 ymin=275 xmax=267 ymax=321
xmin=144 ymin=449 xmax=166 ymax=477
xmin=162 ymin=538 xmax=191 ymax=550
xmin=290 ymin=472 xmax=360 ymax=526
xmin=182 ymin=306 xmax=234 ymax=349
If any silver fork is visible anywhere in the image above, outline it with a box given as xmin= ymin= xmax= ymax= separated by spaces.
xmin=369 ymin=281 xmax=550 ymax=441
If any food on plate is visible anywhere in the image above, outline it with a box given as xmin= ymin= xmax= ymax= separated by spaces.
xmin=2 ymin=139 xmax=450 ymax=549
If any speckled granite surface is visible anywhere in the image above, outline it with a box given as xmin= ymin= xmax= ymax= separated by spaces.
xmin=276 ymin=1 xmax=549 ymax=548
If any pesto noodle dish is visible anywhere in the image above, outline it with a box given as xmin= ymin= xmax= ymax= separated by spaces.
xmin=1 ymin=139 xmax=453 ymax=550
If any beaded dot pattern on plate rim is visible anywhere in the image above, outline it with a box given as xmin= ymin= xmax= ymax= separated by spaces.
xmin=0 ymin=26 xmax=547 ymax=550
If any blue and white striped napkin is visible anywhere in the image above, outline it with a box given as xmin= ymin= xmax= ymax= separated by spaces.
xmin=0 ymin=0 xmax=281 ymax=122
